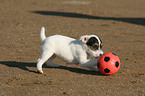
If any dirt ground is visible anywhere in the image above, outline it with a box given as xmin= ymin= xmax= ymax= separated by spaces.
xmin=0 ymin=0 xmax=145 ymax=96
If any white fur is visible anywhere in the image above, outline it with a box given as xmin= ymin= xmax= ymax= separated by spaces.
xmin=37 ymin=27 xmax=103 ymax=73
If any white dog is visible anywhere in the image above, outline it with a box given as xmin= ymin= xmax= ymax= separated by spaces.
xmin=37 ymin=27 xmax=103 ymax=74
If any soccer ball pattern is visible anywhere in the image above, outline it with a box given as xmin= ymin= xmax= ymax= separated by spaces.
xmin=97 ymin=52 xmax=120 ymax=75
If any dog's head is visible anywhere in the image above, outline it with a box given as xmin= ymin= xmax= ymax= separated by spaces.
xmin=80 ymin=35 xmax=103 ymax=58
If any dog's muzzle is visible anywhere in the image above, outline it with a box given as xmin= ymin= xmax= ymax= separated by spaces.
xmin=95 ymin=53 xmax=103 ymax=59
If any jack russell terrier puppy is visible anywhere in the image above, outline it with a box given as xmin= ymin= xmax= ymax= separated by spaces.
xmin=37 ymin=27 xmax=103 ymax=74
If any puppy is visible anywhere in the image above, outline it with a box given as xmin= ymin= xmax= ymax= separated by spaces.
xmin=37 ymin=27 xmax=103 ymax=74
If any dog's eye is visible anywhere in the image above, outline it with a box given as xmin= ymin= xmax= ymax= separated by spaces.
xmin=89 ymin=43 xmax=100 ymax=51
xmin=90 ymin=45 xmax=98 ymax=51
xmin=89 ymin=46 xmax=96 ymax=51
xmin=93 ymin=45 xmax=98 ymax=50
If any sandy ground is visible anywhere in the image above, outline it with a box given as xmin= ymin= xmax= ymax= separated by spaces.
xmin=0 ymin=0 xmax=145 ymax=96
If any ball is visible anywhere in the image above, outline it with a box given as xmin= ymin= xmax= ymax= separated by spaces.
xmin=97 ymin=52 xmax=120 ymax=75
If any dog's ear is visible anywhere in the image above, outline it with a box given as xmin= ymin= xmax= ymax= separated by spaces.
xmin=79 ymin=35 xmax=90 ymax=43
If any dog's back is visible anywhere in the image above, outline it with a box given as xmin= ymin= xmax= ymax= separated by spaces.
xmin=41 ymin=34 xmax=79 ymax=63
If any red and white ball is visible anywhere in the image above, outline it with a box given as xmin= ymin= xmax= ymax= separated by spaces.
xmin=97 ymin=52 xmax=120 ymax=75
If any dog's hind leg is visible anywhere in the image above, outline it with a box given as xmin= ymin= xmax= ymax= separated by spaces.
xmin=45 ymin=54 xmax=60 ymax=67
xmin=37 ymin=50 xmax=54 ymax=74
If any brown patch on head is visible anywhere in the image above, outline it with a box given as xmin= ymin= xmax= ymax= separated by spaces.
xmin=100 ymin=43 xmax=103 ymax=48
xmin=94 ymin=43 xmax=99 ymax=46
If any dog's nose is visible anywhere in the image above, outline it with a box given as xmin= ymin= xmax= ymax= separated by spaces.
xmin=100 ymin=54 xmax=103 ymax=56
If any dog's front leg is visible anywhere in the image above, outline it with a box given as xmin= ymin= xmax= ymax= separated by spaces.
xmin=79 ymin=59 xmax=99 ymax=71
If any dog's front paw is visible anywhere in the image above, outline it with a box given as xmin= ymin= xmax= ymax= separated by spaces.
xmin=91 ymin=66 xmax=99 ymax=71
xmin=37 ymin=70 xmax=43 ymax=74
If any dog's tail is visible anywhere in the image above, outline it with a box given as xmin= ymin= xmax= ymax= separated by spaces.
xmin=40 ymin=27 xmax=46 ymax=41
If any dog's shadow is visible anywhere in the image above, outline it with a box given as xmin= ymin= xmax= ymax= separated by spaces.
xmin=0 ymin=61 xmax=103 ymax=75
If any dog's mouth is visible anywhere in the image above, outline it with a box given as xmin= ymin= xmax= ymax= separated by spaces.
xmin=95 ymin=54 xmax=103 ymax=59
xmin=95 ymin=56 xmax=99 ymax=59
